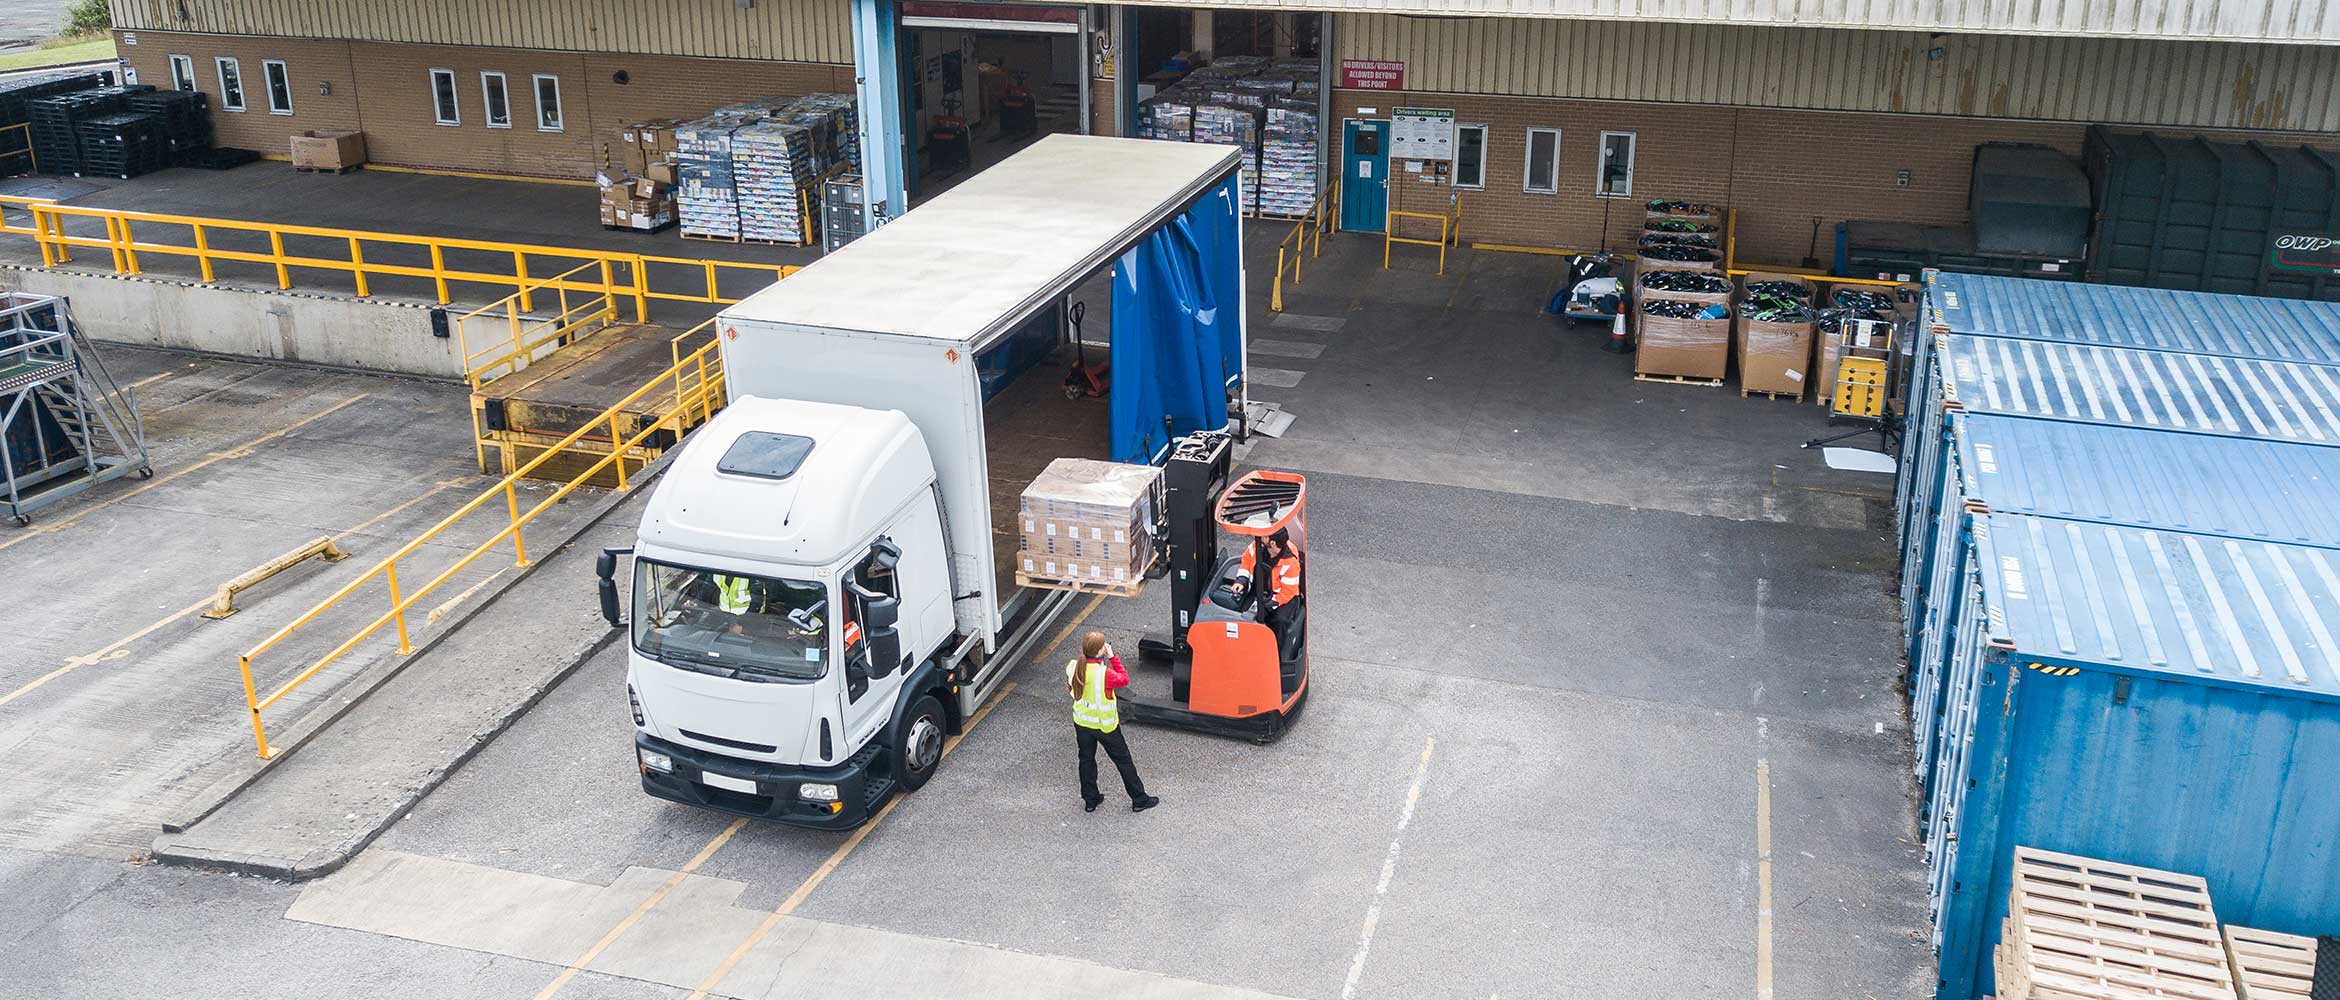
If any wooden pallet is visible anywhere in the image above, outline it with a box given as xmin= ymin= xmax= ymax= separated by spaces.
xmin=292 ymin=164 xmax=361 ymax=175
xmin=679 ymin=231 xmax=741 ymax=243
xmin=2222 ymin=926 xmax=2317 ymax=1000
xmin=1997 ymin=847 xmax=2236 ymax=1000
xmin=1634 ymin=372 xmax=1724 ymax=387
xmin=1014 ymin=569 xmax=1144 ymax=598
xmin=603 ymin=220 xmax=676 ymax=235
xmin=1741 ymin=388 xmax=1802 ymax=401
xmin=741 ymin=236 xmax=806 ymax=247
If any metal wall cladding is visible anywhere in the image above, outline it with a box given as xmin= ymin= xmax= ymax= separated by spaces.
xmin=1919 ymin=512 xmax=2340 ymax=1000
xmin=2083 ymin=127 xmax=2340 ymax=301
xmin=106 ymin=0 xmax=853 ymax=64
xmin=1928 ymin=271 xmax=2340 ymax=364
xmin=1332 ymin=14 xmax=2340 ymax=131
xmin=1265 ymin=0 xmax=2340 ymax=46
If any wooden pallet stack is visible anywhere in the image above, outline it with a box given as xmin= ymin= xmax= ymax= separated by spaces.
xmin=1995 ymin=847 xmax=2237 ymax=1000
xmin=2222 ymin=926 xmax=2318 ymax=1000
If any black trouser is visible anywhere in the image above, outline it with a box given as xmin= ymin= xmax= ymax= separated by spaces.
xmin=1264 ymin=594 xmax=1304 ymax=655
xmin=1077 ymin=725 xmax=1148 ymax=804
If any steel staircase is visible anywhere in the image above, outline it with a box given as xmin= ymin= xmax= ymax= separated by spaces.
xmin=1 ymin=293 xmax=150 ymax=525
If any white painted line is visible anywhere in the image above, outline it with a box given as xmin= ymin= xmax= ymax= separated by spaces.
xmin=1250 ymin=338 xmax=1328 ymax=360
xmin=1756 ymin=757 xmax=1774 ymax=1000
xmin=1341 ymin=736 xmax=1435 ymax=1000
xmin=1272 ymin=313 xmax=1346 ymax=333
xmin=1249 ymin=367 xmax=1306 ymax=389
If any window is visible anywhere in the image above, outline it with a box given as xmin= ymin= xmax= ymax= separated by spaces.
xmin=1453 ymin=124 xmax=1487 ymax=190
xmin=262 ymin=60 xmax=293 ymax=115
xmin=215 ymin=57 xmax=245 ymax=112
xmin=632 ymin=561 xmax=834 ymax=682
xmin=1597 ymin=131 xmax=1637 ymax=199
xmin=532 ymin=74 xmax=563 ymax=132
xmin=1522 ymin=127 xmax=1560 ymax=194
xmin=168 ymin=55 xmax=195 ymax=93
xmin=429 ymin=68 xmax=459 ymax=125
xmin=480 ymin=71 xmax=510 ymax=128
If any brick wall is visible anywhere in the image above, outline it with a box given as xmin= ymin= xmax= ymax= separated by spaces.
xmin=1335 ymin=88 xmax=2340 ymax=267
xmin=116 ymin=30 xmax=851 ymax=180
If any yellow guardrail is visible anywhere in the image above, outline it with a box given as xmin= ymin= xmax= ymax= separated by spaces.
xmin=1384 ymin=204 xmax=1460 ymax=276
xmin=0 ymin=123 xmax=34 ymax=175
xmin=233 ymin=322 xmax=726 ymax=759
xmin=0 ymin=195 xmax=795 ymax=323
xmin=453 ymin=260 xmax=621 ymax=388
xmin=1267 ymin=182 xmax=1336 ymax=313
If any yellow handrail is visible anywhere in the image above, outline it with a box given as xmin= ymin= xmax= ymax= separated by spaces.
xmin=1384 ymin=208 xmax=1455 ymax=276
xmin=1268 ymin=180 xmax=1337 ymax=313
xmin=233 ymin=320 xmax=727 ymax=759
xmin=0 ymin=196 xmax=787 ymax=324
xmin=453 ymin=260 xmax=620 ymax=388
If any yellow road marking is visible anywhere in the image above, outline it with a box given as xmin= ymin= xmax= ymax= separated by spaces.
xmin=127 ymin=371 xmax=177 ymax=389
xmin=334 ymin=477 xmax=469 ymax=537
xmin=683 ymin=680 xmax=1024 ymax=1000
xmin=1756 ymin=758 xmax=1774 ymax=1000
xmin=0 ymin=465 xmax=447 ymax=711
xmin=530 ymin=817 xmax=751 ymax=1000
xmin=0 ymin=393 xmax=370 ymax=552
xmin=425 ymin=567 xmax=507 ymax=624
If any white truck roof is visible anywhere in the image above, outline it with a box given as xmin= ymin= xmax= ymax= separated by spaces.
xmin=638 ymin=397 xmax=934 ymax=570
xmin=720 ymin=135 xmax=1240 ymax=351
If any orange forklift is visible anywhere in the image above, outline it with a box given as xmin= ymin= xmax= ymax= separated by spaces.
xmin=1130 ymin=433 xmax=1309 ymax=743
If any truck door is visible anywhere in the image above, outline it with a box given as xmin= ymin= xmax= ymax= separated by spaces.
xmin=837 ymin=545 xmax=901 ymax=752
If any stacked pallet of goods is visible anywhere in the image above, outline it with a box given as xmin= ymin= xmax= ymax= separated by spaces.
xmin=1015 ymin=459 xmax=1163 ymax=595
xmin=1639 ymin=199 xmax=1723 ymax=269
xmin=1733 ymin=273 xmax=1816 ymax=400
xmin=1135 ymin=57 xmax=1320 ymax=215
xmin=1632 ymin=267 xmax=1732 ymax=384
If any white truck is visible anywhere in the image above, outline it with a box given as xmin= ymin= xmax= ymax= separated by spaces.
xmin=598 ymin=136 xmax=1246 ymax=827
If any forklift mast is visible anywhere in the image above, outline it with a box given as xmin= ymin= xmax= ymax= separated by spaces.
xmin=1139 ymin=430 xmax=1231 ymax=661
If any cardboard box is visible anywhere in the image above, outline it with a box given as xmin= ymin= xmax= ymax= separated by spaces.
xmin=1735 ymin=271 xmax=1817 ymax=398
xmin=290 ymin=130 xmax=366 ymax=170
xmin=1017 ymin=459 xmax=1162 ymax=587
xmin=1635 ymin=295 xmax=1732 ymax=381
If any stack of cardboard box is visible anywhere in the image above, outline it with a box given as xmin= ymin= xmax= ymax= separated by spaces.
xmin=599 ymin=119 xmax=682 ymax=232
xmin=1016 ymin=458 xmax=1162 ymax=593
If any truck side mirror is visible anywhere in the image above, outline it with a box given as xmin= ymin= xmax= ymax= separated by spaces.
xmin=596 ymin=547 xmax=632 ymax=628
xmin=848 ymin=538 xmax=904 ymax=675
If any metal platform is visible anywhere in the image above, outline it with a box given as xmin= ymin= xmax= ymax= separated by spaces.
xmin=469 ymin=322 xmax=717 ymax=485
xmin=0 ymin=292 xmax=150 ymax=525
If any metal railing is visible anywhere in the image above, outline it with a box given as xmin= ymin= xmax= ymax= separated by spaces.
xmin=232 ymin=325 xmax=727 ymax=759
xmin=1384 ymin=201 xmax=1461 ymax=276
xmin=453 ymin=260 xmax=622 ymax=388
xmin=1268 ymin=181 xmax=1337 ymax=313
xmin=0 ymin=196 xmax=797 ymax=324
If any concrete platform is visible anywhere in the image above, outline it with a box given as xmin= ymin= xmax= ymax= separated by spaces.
xmin=0 ymin=232 xmax=1931 ymax=1000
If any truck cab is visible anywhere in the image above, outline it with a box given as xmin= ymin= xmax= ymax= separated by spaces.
xmin=618 ymin=397 xmax=960 ymax=828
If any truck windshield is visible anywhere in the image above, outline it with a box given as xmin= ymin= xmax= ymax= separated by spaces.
xmin=633 ymin=560 xmax=830 ymax=681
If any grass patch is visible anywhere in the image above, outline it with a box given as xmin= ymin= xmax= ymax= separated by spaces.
xmin=0 ymin=37 xmax=118 ymax=73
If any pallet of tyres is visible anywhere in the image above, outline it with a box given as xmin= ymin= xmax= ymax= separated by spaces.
xmin=1633 ymin=269 xmax=1733 ymax=382
xmin=675 ymin=112 xmax=758 ymax=241
xmin=76 ymin=112 xmax=170 ymax=179
xmin=1733 ymin=273 xmax=1817 ymax=399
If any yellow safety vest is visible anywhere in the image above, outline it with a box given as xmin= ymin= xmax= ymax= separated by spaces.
xmin=714 ymin=575 xmax=752 ymax=615
xmin=1066 ymin=659 xmax=1119 ymax=733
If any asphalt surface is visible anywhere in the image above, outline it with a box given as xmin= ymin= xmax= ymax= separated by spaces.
xmin=0 ymin=228 xmax=1931 ymax=998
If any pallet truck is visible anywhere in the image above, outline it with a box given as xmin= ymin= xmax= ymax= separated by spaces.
xmin=1129 ymin=432 xmax=1310 ymax=743
xmin=926 ymin=95 xmax=972 ymax=176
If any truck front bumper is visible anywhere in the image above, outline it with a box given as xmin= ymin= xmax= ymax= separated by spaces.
xmin=636 ymin=732 xmax=881 ymax=830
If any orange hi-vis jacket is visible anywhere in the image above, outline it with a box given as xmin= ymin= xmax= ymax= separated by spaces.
xmin=1240 ymin=546 xmax=1302 ymax=606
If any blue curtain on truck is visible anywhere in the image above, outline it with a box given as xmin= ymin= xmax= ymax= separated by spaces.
xmin=1110 ymin=175 xmax=1244 ymax=464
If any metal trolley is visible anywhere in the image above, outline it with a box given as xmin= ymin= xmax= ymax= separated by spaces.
xmin=0 ymin=292 xmax=150 ymax=525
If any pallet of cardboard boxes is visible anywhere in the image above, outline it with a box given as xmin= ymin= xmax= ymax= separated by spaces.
xmin=1734 ymin=272 xmax=1817 ymax=400
xmin=1015 ymin=458 xmax=1163 ymax=596
xmin=1632 ymin=268 xmax=1733 ymax=384
xmin=601 ymin=119 xmax=680 ymax=233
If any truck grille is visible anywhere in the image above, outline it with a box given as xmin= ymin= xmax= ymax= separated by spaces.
xmin=680 ymin=729 xmax=778 ymax=755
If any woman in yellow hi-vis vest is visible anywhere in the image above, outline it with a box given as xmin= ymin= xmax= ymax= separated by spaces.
xmin=1069 ymin=631 xmax=1159 ymax=813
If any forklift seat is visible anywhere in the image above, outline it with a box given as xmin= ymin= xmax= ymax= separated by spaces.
xmin=1275 ymin=598 xmax=1306 ymax=663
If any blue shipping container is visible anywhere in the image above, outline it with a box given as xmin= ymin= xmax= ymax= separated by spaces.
xmin=1927 ymin=511 xmax=2340 ymax=1000
xmin=1925 ymin=271 xmax=2340 ymax=366
xmin=1904 ymin=414 xmax=2340 ymax=803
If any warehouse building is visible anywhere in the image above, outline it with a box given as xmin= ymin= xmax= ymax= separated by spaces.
xmin=99 ymin=1 xmax=2340 ymax=268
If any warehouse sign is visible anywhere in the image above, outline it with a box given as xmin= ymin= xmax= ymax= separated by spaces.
xmin=2271 ymin=233 xmax=2340 ymax=274
xmin=1390 ymin=108 xmax=1455 ymax=161
xmin=1340 ymin=60 xmax=1405 ymax=90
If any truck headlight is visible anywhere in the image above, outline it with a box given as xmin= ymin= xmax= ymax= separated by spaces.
xmin=628 ymin=685 xmax=645 ymax=726
xmin=640 ymin=750 xmax=673 ymax=774
xmin=798 ymin=783 xmax=839 ymax=802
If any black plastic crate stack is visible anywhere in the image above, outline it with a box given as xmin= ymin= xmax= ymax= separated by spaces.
xmin=78 ymin=113 xmax=170 ymax=180
xmin=29 ymin=87 xmax=141 ymax=176
xmin=126 ymin=90 xmax=213 ymax=165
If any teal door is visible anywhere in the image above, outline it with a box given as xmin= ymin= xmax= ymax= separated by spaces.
xmin=1340 ymin=120 xmax=1389 ymax=232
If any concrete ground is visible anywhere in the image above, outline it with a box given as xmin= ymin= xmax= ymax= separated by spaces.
xmin=0 ymin=230 xmax=1932 ymax=999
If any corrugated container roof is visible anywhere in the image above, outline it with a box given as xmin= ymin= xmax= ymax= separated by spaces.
xmin=1939 ymin=335 xmax=2340 ymax=446
xmin=1927 ymin=272 xmax=2340 ymax=366
xmin=1953 ymin=414 xmax=2340 ymax=547
xmin=1972 ymin=512 xmax=2340 ymax=702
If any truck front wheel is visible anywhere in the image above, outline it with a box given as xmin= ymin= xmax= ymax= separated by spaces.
xmin=893 ymin=695 xmax=947 ymax=792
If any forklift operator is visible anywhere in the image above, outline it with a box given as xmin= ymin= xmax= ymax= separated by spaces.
xmin=1233 ymin=530 xmax=1303 ymax=646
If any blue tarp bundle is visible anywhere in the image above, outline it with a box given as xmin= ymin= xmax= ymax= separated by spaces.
xmin=1109 ymin=175 xmax=1245 ymax=464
